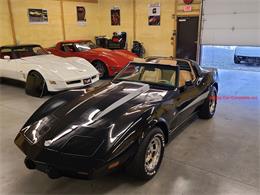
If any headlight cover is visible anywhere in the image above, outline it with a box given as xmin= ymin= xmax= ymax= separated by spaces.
xmin=23 ymin=116 xmax=56 ymax=144
xmin=61 ymin=136 xmax=103 ymax=157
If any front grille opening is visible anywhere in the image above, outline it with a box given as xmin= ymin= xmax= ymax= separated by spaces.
xmin=66 ymin=80 xmax=81 ymax=85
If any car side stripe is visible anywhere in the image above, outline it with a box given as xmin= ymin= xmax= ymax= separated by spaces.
xmin=178 ymin=90 xmax=210 ymax=114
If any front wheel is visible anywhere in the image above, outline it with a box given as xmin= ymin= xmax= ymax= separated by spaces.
xmin=198 ymin=86 xmax=217 ymax=119
xmin=127 ymin=127 xmax=165 ymax=180
xmin=92 ymin=61 xmax=108 ymax=79
xmin=25 ymin=71 xmax=47 ymax=97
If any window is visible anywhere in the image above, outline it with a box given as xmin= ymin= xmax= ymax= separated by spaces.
xmin=114 ymin=63 xmax=178 ymax=89
xmin=0 ymin=46 xmax=48 ymax=59
xmin=61 ymin=43 xmax=76 ymax=52
xmin=176 ymin=60 xmax=196 ymax=87
xmin=0 ymin=48 xmax=12 ymax=59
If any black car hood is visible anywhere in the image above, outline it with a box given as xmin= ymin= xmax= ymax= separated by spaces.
xmin=23 ymin=81 xmax=168 ymax=152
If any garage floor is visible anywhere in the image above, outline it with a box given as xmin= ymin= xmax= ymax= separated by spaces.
xmin=0 ymin=70 xmax=259 ymax=195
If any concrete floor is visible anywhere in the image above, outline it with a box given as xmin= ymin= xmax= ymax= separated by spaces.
xmin=0 ymin=69 xmax=259 ymax=195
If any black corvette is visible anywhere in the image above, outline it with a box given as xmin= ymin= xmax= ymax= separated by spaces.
xmin=14 ymin=57 xmax=218 ymax=180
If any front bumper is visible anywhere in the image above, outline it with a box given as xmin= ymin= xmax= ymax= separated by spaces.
xmin=14 ymin=132 xmax=137 ymax=178
xmin=48 ymin=75 xmax=99 ymax=92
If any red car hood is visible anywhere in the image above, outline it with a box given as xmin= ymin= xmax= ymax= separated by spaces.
xmin=87 ymin=48 xmax=136 ymax=64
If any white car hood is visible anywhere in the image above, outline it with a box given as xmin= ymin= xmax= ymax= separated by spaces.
xmin=21 ymin=55 xmax=98 ymax=81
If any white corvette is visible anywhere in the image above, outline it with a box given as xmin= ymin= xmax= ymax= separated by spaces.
xmin=0 ymin=44 xmax=99 ymax=97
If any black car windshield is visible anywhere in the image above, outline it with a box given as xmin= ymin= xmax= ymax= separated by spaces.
xmin=0 ymin=45 xmax=49 ymax=59
xmin=113 ymin=63 xmax=178 ymax=89
xmin=74 ymin=41 xmax=98 ymax=51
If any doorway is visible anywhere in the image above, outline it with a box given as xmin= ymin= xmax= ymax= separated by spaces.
xmin=176 ymin=16 xmax=199 ymax=61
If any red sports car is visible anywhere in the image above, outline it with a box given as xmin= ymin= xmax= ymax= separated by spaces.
xmin=48 ymin=40 xmax=137 ymax=78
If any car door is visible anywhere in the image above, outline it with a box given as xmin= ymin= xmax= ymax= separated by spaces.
xmin=169 ymin=61 xmax=204 ymax=131
xmin=0 ymin=49 xmax=21 ymax=80
xmin=1 ymin=59 xmax=25 ymax=81
xmin=169 ymin=84 xmax=198 ymax=131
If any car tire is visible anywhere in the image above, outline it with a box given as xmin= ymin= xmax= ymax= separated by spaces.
xmin=92 ymin=61 xmax=108 ymax=79
xmin=198 ymin=86 xmax=217 ymax=119
xmin=25 ymin=71 xmax=47 ymax=98
xmin=234 ymin=56 xmax=240 ymax=64
xmin=127 ymin=127 xmax=165 ymax=180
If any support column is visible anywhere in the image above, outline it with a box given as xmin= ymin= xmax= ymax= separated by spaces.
xmin=133 ymin=0 xmax=136 ymax=41
xmin=60 ymin=0 xmax=66 ymax=40
xmin=7 ymin=0 xmax=16 ymax=44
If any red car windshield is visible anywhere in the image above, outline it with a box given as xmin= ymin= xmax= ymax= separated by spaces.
xmin=74 ymin=41 xmax=98 ymax=51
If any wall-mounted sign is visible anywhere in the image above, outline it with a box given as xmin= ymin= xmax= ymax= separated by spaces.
xmin=111 ymin=6 xmax=120 ymax=26
xmin=183 ymin=0 xmax=193 ymax=4
xmin=148 ymin=3 xmax=160 ymax=26
xmin=77 ymin=6 xmax=86 ymax=25
xmin=28 ymin=8 xmax=48 ymax=24
xmin=183 ymin=5 xmax=192 ymax=12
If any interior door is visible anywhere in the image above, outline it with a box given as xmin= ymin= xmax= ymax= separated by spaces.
xmin=176 ymin=16 xmax=199 ymax=61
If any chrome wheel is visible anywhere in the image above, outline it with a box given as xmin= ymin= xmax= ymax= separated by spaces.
xmin=144 ymin=136 xmax=162 ymax=173
xmin=209 ymin=90 xmax=217 ymax=114
xmin=94 ymin=62 xmax=106 ymax=78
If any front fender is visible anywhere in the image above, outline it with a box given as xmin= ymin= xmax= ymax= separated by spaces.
xmin=25 ymin=66 xmax=65 ymax=91
xmin=105 ymin=107 xmax=158 ymax=162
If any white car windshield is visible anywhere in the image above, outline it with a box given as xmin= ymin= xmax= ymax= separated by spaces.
xmin=0 ymin=45 xmax=49 ymax=59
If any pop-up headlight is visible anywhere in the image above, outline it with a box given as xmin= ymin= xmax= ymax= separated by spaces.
xmin=23 ymin=116 xmax=56 ymax=144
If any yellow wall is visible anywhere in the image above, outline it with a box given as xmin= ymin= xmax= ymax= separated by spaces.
xmin=176 ymin=0 xmax=201 ymax=16
xmin=63 ymin=1 xmax=98 ymax=42
xmin=0 ymin=0 xmax=99 ymax=47
xmin=135 ymin=0 xmax=175 ymax=56
xmin=0 ymin=0 xmax=201 ymax=56
xmin=97 ymin=0 xmax=201 ymax=57
xmin=97 ymin=0 xmax=134 ymax=49
xmin=10 ymin=0 xmax=63 ymax=47
xmin=0 ymin=0 xmax=14 ymax=45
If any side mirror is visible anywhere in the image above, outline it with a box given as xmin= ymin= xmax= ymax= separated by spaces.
xmin=185 ymin=80 xmax=193 ymax=86
xmin=4 ymin=55 xmax=10 ymax=60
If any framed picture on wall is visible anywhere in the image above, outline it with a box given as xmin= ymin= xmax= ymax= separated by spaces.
xmin=28 ymin=8 xmax=48 ymax=24
xmin=148 ymin=3 xmax=160 ymax=26
xmin=77 ymin=6 xmax=86 ymax=25
xmin=111 ymin=7 xmax=120 ymax=26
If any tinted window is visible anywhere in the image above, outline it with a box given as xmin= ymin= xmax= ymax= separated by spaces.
xmin=191 ymin=61 xmax=202 ymax=76
xmin=1 ymin=46 xmax=48 ymax=59
xmin=114 ymin=63 xmax=178 ymax=89
xmin=0 ymin=48 xmax=12 ymax=59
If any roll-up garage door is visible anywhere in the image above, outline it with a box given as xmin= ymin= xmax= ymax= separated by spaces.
xmin=201 ymin=0 xmax=260 ymax=46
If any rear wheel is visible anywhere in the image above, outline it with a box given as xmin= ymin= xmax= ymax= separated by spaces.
xmin=25 ymin=71 xmax=47 ymax=97
xmin=127 ymin=127 xmax=165 ymax=180
xmin=198 ymin=86 xmax=217 ymax=119
xmin=92 ymin=61 xmax=108 ymax=79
